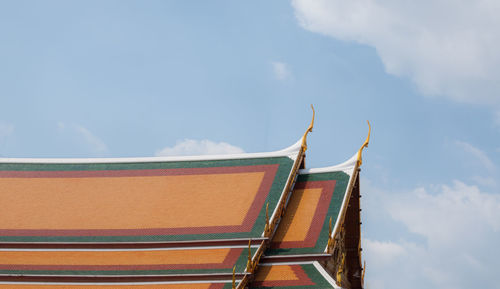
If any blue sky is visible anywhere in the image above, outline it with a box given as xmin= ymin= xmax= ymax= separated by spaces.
xmin=1 ymin=1 xmax=500 ymax=288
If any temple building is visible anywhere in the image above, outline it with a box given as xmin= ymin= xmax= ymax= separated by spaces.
xmin=0 ymin=109 xmax=369 ymax=289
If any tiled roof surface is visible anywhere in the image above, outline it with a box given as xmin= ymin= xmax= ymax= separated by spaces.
xmin=0 ymin=156 xmax=296 ymax=243
xmin=0 ymin=246 xmax=258 ymax=276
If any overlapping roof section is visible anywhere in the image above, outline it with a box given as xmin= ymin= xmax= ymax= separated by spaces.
xmin=256 ymin=121 xmax=370 ymax=289
xmin=257 ymin=154 xmax=363 ymax=289
xmin=0 ymin=136 xmax=306 ymax=286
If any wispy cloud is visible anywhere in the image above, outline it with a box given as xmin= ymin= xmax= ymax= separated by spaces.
xmin=292 ymin=0 xmax=500 ymax=105
xmin=389 ymin=181 xmax=500 ymax=243
xmin=455 ymin=140 xmax=495 ymax=172
xmin=271 ymin=61 xmax=291 ymax=80
xmin=156 ymin=139 xmax=244 ymax=157
xmin=57 ymin=122 xmax=108 ymax=154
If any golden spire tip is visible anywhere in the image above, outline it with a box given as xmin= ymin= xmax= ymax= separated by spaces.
xmin=357 ymin=120 xmax=371 ymax=167
xmin=301 ymin=104 xmax=315 ymax=151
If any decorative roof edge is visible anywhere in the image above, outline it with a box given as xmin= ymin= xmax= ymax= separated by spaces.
xmin=324 ymin=121 xmax=370 ymax=252
xmin=265 ymin=106 xmax=315 ymax=237
xmin=0 ymin=139 xmax=303 ymax=164
xmin=257 ymin=105 xmax=315 ymax=286
xmin=325 ymin=163 xmax=359 ymax=253
xmin=313 ymin=261 xmax=343 ymax=289
xmin=298 ymin=120 xmax=370 ymax=175
xmin=298 ymin=153 xmax=357 ymax=175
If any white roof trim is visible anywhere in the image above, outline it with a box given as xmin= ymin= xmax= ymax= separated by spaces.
xmin=0 ymin=245 xmax=259 ymax=252
xmin=0 ymin=139 xmax=302 ymax=164
xmin=313 ymin=261 xmax=343 ymax=288
xmin=259 ymin=261 xmax=314 ymax=266
xmin=299 ymin=152 xmax=357 ymax=175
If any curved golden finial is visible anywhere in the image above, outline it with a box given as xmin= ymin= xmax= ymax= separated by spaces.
xmin=356 ymin=120 xmax=371 ymax=167
xmin=301 ymin=104 xmax=315 ymax=151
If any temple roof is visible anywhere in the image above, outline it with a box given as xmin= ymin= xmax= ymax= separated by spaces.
xmin=0 ymin=114 xmax=369 ymax=289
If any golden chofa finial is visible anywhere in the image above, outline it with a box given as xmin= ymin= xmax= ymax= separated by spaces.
xmin=356 ymin=120 xmax=371 ymax=167
xmin=246 ymin=239 xmax=253 ymax=272
xmin=301 ymin=104 xmax=315 ymax=151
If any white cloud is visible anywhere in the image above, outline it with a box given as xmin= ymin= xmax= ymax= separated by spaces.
xmin=389 ymin=181 xmax=500 ymax=243
xmin=0 ymin=122 xmax=14 ymax=140
xmin=363 ymin=239 xmax=406 ymax=267
xmin=363 ymin=180 xmax=500 ymax=289
xmin=454 ymin=140 xmax=495 ymax=172
xmin=292 ymin=0 xmax=500 ymax=105
xmin=156 ymin=139 xmax=244 ymax=157
xmin=58 ymin=122 xmax=108 ymax=154
xmin=271 ymin=61 xmax=291 ymax=80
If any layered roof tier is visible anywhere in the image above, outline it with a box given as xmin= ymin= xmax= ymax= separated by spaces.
xmin=0 ymin=246 xmax=260 ymax=276
xmin=0 ymin=141 xmax=303 ymax=244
